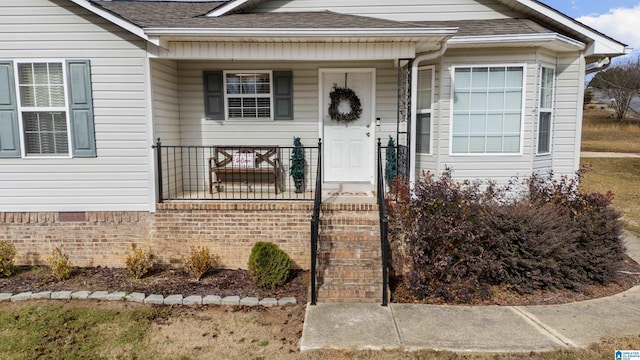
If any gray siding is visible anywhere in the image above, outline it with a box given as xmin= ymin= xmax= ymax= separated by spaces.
xmin=151 ymin=59 xmax=182 ymax=198
xmin=253 ymin=0 xmax=522 ymax=21
xmin=0 ymin=0 xmax=150 ymax=211
xmin=553 ymin=52 xmax=583 ymax=177
xmin=176 ymin=60 xmax=399 ymax=148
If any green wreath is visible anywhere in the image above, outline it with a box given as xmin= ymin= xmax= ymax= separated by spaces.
xmin=328 ymin=86 xmax=362 ymax=123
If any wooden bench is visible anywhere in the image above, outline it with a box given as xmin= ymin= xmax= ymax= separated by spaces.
xmin=209 ymin=146 xmax=283 ymax=194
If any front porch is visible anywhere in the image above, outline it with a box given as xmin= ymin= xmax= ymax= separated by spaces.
xmin=150 ymin=139 xmax=394 ymax=304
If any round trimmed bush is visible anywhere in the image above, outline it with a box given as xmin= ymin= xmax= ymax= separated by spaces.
xmin=248 ymin=242 xmax=291 ymax=289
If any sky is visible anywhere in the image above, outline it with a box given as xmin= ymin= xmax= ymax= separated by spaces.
xmin=540 ymin=0 xmax=640 ymax=54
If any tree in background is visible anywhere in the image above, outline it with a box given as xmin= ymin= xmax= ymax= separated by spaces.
xmin=589 ymin=56 xmax=640 ymax=120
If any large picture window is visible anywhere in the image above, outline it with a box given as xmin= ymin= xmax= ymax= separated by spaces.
xmin=451 ymin=66 xmax=524 ymax=154
xmin=537 ymin=67 xmax=555 ymax=154
xmin=225 ymin=71 xmax=272 ymax=119
xmin=17 ymin=62 xmax=69 ymax=156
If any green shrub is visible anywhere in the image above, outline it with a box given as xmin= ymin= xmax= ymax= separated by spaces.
xmin=387 ymin=169 xmax=624 ymax=302
xmin=47 ymin=245 xmax=72 ymax=281
xmin=183 ymin=246 xmax=217 ymax=281
xmin=125 ymin=244 xmax=154 ymax=280
xmin=0 ymin=240 xmax=17 ymax=277
xmin=248 ymin=242 xmax=291 ymax=289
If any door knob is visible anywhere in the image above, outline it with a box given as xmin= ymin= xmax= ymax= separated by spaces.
xmin=366 ymin=132 xmax=370 ymax=137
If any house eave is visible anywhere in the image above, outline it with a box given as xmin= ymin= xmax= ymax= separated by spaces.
xmin=448 ymin=33 xmax=586 ymax=52
xmin=68 ymin=0 xmax=157 ymax=45
xmin=497 ymin=0 xmax=627 ymax=56
xmin=143 ymin=28 xmax=459 ymax=38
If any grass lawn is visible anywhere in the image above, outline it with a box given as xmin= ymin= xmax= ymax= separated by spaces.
xmin=581 ymin=106 xmax=640 ymax=153
xmin=579 ymin=157 xmax=640 ymax=235
xmin=1 ymin=301 xmax=639 ymax=360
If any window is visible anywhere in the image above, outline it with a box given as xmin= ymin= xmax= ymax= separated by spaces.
xmin=0 ymin=60 xmax=95 ymax=158
xmin=451 ymin=66 xmax=524 ymax=154
xmin=537 ymin=67 xmax=555 ymax=154
xmin=225 ymin=71 xmax=272 ymax=119
xmin=416 ymin=67 xmax=433 ymax=154
xmin=17 ymin=62 xmax=69 ymax=156
xmin=204 ymin=70 xmax=293 ymax=121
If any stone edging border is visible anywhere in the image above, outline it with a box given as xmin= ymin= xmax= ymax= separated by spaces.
xmin=0 ymin=291 xmax=297 ymax=307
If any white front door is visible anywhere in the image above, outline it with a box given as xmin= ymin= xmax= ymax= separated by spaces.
xmin=321 ymin=70 xmax=375 ymax=182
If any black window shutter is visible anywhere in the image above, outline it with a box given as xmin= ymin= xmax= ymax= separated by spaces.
xmin=203 ymin=71 xmax=224 ymax=120
xmin=273 ymin=71 xmax=293 ymax=120
xmin=66 ymin=60 xmax=96 ymax=157
xmin=0 ymin=61 xmax=20 ymax=158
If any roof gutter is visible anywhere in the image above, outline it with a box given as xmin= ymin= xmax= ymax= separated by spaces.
xmin=409 ymin=41 xmax=448 ymax=183
xmin=449 ymin=33 xmax=585 ymax=50
xmin=143 ymin=27 xmax=459 ymax=37
xmin=585 ymin=57 xmax=611 ymax=74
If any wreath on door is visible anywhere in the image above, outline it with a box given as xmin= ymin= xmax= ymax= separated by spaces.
xmin=328 ymin=85 xmax=362 ymax=123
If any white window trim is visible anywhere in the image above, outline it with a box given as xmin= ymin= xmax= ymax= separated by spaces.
xmin=448 ymin=63 xmax=527 ymax=156
xmin=416 ymin=65 xmax=435 ymax=155
xmin=223 ymin=70 xmax=274 ymax=121
xmin=536 ymin=65 xmax=555 ymax=156
xmin=14 ymin=59 xmax=72 ymax=159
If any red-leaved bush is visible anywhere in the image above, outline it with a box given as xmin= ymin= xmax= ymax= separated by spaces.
xmin=387 ymin=170 xmax=623 ymax=302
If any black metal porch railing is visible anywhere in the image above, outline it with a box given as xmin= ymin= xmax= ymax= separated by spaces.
xmin=310 ymin=139 xmax=322 ymax=305
xmin=377 ymin=139 xmax=391 ymax=307
xmin=152 ymin=139 xmax=320 ymax=201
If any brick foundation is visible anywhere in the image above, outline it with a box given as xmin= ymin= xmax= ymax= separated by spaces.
xmin=0 ymin=202 xmax=313 ymax=270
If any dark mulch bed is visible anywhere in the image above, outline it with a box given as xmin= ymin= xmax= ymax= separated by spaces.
xmin=391 ymin=254 xmax=640 ymax=305
xmin=0 ymin=267 xmax=309 ymax=303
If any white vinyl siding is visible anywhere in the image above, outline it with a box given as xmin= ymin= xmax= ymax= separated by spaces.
xmin=0 ymin=0 xmax=150 ymax=212
xmin=537 ymin=66 xmax=555 ymax=154
xmin=252 ymin=0 xmax=523 ymax=21
xmin=552 ymin=52 xmax=584 ymax=176
xmin=173 ymin=60 xmax=398 ymax=148
xmin=451 ymin=65 xmax=524 ymax=154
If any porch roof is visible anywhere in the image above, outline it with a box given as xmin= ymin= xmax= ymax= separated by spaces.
xmin=93 ymin=1 xmax=440 ymax=30
xmin=89 ymin=0 xmax=584 ymax=55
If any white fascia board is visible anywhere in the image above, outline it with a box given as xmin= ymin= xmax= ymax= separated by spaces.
xmin=448 ymin=33 xmax=585 ymax=50
xmin=143 ymin=27 xmax=458 ymax=38
xmin=207 ymin=0 xmax=252 ymax=17
xmin=68 ymin=0 xmax=153 ymax=44
xmin=501 ymin=0 xmax=626 ymax=55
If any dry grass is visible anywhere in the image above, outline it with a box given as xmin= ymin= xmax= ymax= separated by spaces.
xmin=580 ymin=158 xmax=640 ymax=235
xmin=2 ymin=301 xmax=640 ymax=359
xmin=581 ymin=106 xmax=640 ymax=153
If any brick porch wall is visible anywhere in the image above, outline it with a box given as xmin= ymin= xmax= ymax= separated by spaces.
xmin=153 ymin=202 xmax=312 ymax=269
xmin=0 ymin=202 xmax=313 ymax=270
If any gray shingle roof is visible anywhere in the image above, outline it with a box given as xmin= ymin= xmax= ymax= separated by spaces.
xmin=91 ymin=0 xmax=554 ymax=38
xmin=412 ymin=19 xmax=554 ymax=37
xmin=92 ymin=1 xmax=435 ymax=29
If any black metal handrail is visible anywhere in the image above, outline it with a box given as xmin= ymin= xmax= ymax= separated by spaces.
xmin=152 ymin=139 xmax=319 ymax=202
xmin=377 ymin=138 xmax=390 ymax=307
xmin=310 ymin=138 xmax=322 ymax=305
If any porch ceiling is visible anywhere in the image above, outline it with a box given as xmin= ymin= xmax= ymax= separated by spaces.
xmin=147 ymin=33 xmax=454 ymax=60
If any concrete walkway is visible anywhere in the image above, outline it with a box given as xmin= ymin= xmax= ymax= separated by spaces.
xmin=300 ymin=231 xmax=640 ymax=353
xmin=581 ymin=151 xmax=640 ymax=158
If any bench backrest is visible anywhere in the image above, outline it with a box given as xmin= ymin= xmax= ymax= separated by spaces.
xmin=212 ymin=146 xmax=280 ymax=169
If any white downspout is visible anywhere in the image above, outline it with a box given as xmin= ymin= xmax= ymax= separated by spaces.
xmin=409 ymin=42 xmax=448 ymax=183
